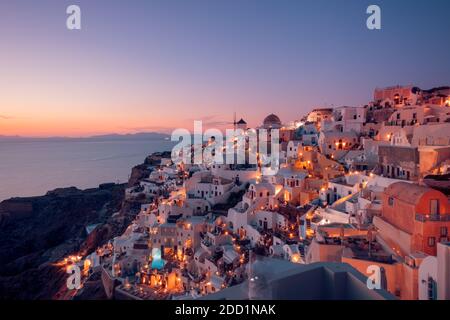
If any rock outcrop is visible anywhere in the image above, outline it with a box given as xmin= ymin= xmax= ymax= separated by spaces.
xmin=127 ymin=151 xmax=171 ymax=186
xmin=0 ymin=183 xmax=125 ymax=299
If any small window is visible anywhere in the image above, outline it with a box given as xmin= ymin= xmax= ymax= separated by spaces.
xmin=427 ymin=277 xmax=437 ymax=300
xmin=428 ymin=237 xmax=436 ymax=247
xmin=430 ymin=199 xmax=440 ymax=215
xmin=440 ymin=227 xmax=448 ymax=237
xmin=388 ymin=197 xmax=394 ymax=206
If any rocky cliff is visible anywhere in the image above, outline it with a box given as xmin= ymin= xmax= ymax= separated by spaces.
xmin=0 ymin=184 xmax=125 ymax=299
xmin=127 ymin=151 xmax=172 ymax=186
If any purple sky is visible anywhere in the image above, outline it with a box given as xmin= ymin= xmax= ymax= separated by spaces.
xmin=0 ymin=0 xmax=449 ymax=136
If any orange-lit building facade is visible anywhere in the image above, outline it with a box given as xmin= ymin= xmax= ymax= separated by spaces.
xmin=379 ymin=182 xmax=449 ymax=256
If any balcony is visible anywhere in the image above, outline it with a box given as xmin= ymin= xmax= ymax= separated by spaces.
xmin=187 ymin=193 xmax=203 ymax=199
xmin=201 ymin=239 xmax=212 ymax=248
xmin=415 ymin=213 xmax=450 ymax=222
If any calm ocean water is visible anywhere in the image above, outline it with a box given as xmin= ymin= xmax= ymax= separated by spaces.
xmin=0 ymin=139 xmax=175 ymax=201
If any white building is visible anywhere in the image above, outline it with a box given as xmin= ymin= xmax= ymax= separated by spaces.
xmin=333 ymin=106 xmax=366 ymax=134
xmin=418 ymin=242 xmax=450 ymax=300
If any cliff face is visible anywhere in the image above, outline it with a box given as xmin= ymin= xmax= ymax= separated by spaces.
xmin=127 ymin=151 xmax=172 ymax=186
xmin=0 ymin=184 xmax=125 ymax=299
xmin=128 ymin=164 xmax=152 ymax=187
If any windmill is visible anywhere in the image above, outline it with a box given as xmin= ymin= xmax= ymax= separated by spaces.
xmin=219 ymin=111 xmax=243 ymax=130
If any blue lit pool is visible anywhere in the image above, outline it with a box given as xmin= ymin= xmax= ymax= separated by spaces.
xmin=151 ymin=258 xmax=165 ymax=270
xmin=151 ymin=248 xmax=165 ymax=270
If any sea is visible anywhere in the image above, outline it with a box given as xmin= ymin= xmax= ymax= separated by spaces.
xmin=0 ymin=138 xmax=176 ymax=201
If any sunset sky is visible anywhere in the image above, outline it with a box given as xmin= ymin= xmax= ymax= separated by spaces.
xmin=1 ymin=0 xmax=449 ymax=137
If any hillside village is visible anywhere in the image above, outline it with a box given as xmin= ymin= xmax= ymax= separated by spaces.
xmin=71 ymin=85 xmax=450 ymax=300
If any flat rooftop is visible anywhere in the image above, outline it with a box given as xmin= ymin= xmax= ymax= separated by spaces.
xmin=201 ymin=258 xmax=394 ymax=300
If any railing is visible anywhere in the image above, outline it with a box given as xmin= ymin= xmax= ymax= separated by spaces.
xmin=384 ymin=120 xmax=418 ymax=127
xmin=415 ymin=213 xmax=450 ymax=222
xmin=201 ymin=239 xmax=212 ymax=247
xmin=187 ymin=193 xmax=203 ymax=199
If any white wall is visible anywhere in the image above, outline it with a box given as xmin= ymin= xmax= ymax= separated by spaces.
xmin=418 ymin=256 xmax=438 ymax=300
xmin=437 ymin=242 xmax=450 ymax=300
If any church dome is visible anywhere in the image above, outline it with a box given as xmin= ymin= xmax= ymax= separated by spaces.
xmin=263 ymin=114 xmax=282 ymax=128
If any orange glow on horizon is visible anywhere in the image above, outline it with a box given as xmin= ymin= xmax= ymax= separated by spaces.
xmin=0 ymin=115 xmax=235 ymax=137
xmin=0 ymin=109 xmax=274 ymax=137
